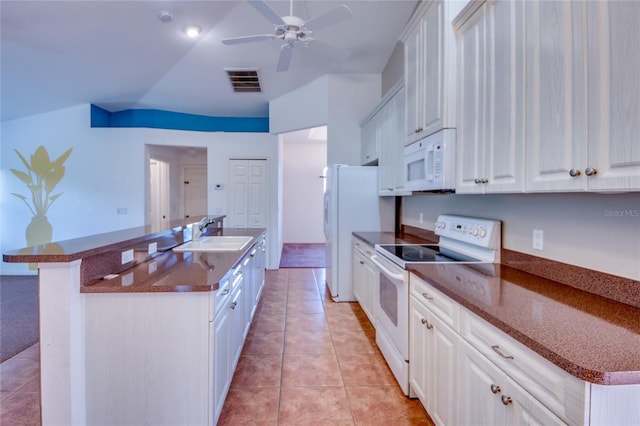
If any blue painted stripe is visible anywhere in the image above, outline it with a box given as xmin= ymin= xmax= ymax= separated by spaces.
xmin=90 ymin=105 xmax=269 ymax=133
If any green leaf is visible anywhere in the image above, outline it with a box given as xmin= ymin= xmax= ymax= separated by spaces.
xmin=10 ymin=192 xmax=27 ymax=200
xmin=30 ymin=146 xmax=52 ymax=177
xmin=10 ymin=169 xmax=32 ymax=185
xmin=14 ymin=149 xmax=32 ymax=172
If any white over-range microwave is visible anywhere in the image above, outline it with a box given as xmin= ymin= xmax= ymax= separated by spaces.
xmin=404 ymin=129 xmax=456 ymax=192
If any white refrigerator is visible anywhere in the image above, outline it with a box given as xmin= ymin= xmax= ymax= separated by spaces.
xmin=323 ymin=164 xmax=395 ymax=301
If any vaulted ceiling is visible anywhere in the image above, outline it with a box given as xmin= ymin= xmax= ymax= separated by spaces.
xmin=1 ymin=0 xmax=417 ymax=121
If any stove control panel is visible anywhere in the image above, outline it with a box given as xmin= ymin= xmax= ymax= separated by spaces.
xmin=435 ymin=215 xmax=501 ymax=249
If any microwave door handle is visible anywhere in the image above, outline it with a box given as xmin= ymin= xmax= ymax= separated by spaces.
xmin=370 ymin=255 xmax=405 ymax=281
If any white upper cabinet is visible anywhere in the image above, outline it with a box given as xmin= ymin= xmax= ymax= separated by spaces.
xmin=525 ymin=0 xmax=640 ymax=192
xmin=361 ymin=113 xmax=379 ymax=165
xmin=586 ymin=1 xmax=640 ymax=191
xmin=524 ymin=1 xmax=588 ymax=192
xmin=378 ymin=85 xmax=409 ymax=195
xmin=455 ymin=0 xmax=525 ymax=194
xmin=402 ymin=0 xmax=458 ymax=145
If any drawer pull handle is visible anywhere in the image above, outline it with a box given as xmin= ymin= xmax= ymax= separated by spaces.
xmin=491 ymin=345 xmax=514 ymax=360
xmin=421 ymin=293 xmax=433 ymax=301
xmin=221 ymin=289 xmax=230 ymax=295
xmin=501 ymin=395 xmax=512 ymax=406
xmin=490 ymin=384 xmax=501 ymax=394
xmin=421 ymin=318 xmax=433 ymax=330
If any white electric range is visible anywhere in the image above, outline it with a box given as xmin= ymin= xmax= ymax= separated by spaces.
xmin=369 ymin=214 xmax=502 ymax=395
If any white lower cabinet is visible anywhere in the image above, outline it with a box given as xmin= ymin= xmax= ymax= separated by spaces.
xmin=409 ymin=293 xmax=458 ymax=426
xmin=458 ymin=338 xmax=565 ymax=426
xmin=409 ymin=272 xmax=640 ymax=426
xmin=352 ymin=237 xmax=378 ymax=326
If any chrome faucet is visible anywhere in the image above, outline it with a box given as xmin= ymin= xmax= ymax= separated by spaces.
xmin=193 ymin=216 xmax=217 ymax=240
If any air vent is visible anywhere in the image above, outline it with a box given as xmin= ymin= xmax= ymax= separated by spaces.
xmin=225 ymin=69 xmax=261 ymax=93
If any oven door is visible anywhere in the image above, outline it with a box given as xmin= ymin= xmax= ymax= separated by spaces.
xmin=370 ymin=254 xmax=410 ymax=395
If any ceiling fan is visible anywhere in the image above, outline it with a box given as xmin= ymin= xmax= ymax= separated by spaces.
xmin=222 ymin=0 xmax=353 ymax=72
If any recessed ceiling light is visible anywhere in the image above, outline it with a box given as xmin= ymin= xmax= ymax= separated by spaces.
xmin=184 ymin=26 xmax=201 ymax=38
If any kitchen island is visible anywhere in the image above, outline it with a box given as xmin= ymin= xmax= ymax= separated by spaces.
xmin=3 ymin=219 xmax=266 ymax=426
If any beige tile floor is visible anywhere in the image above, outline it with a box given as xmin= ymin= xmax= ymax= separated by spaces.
xmin=0 ymin=267 xmax=434 ymax=425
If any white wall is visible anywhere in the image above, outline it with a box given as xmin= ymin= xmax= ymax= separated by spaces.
xmin=282 ymin=136 xmax=326 ymax=243
xmin=1 ymin=104 xmax=280 ymax=274
xmin=402 ymin=192 xmax=640 ymax=280
xmin=270 ymin=73 xmax=381 ymax=166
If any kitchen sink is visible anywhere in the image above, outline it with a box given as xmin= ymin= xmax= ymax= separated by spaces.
xmin=173 ymin=236 xmax=253 ymax=252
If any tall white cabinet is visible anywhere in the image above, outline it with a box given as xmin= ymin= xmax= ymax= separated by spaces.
xmin=524 ymin=0 xmax=640 ymax=192
xmin=402 ymin=0 xmax=460 ymax=145
xmin=454 ymin=0 xmax=525 ymax=194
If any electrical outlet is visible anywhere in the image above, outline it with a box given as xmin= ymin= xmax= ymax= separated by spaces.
xmin=121 ymin=249 xmax=134 ymax=265
xmin=117 ymin=207 xmax=127 ymax=215
xmin=148 ymin=242 xmax=157 ymax=256
xmin=533 ymin=229 xmax=544 ymax=250
xmin=419 ymin=213 xmax=424 ymax=224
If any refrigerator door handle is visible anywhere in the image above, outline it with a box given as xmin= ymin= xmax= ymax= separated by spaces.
xmin=323 ymin=191 xmax=330 ymax=238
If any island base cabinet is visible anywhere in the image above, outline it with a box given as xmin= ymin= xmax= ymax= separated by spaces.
xmin=85 ymin=292 xmax=212 ymax=426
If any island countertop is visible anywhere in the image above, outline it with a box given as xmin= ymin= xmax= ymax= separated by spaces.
xmin=3 ymin=216 xmax=267 ymax=293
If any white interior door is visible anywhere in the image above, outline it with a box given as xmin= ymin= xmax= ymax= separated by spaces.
xmin=228 ymin=159 xmax=267 ymax=228
xmin=150 ymin=159 xmax=170 ymax=231
xmin=183 ymin=166 xmax=207 ymax=220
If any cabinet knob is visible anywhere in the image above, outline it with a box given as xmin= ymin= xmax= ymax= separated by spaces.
xmin=490 ymin=384 xmax=501 ymax=394
xmin=359 ymin=261 xmax=365 ymax=265
xmin=585 ymin=167 xmax=598 ymax=176
xmin=230 ymin=301 xmax=237 ymax=310
xmin=481 ymin=178 xmax=489 ymax=184
xmin=501 ymin=395 xmax=513 ymax=406
xmin=421 ymin=318 xmax=434 ymax=330
xmin=569 ymin=168 xmax=581 ymax=177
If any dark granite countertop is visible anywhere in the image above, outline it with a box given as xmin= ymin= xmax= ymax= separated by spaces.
xmin=82 ymin=227 xmax=265 ymax=293
xmin=3 ymin=215 xmax=267 ymax=294
xmin=353 ymin=231 xmax=640 ymax=386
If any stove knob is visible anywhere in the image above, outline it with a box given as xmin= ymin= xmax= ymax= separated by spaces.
xmin=472 ymin=228 xmax=479 ymax=236
xmin=479 ymin=228 xmax=487 ymax=238
xmin=435 ymin=221 xmax=444 ymax=230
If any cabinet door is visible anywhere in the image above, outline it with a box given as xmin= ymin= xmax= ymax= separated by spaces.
xmin=361 ymin=115 xmax=379 ymax=165
xmin=409 ymin=295 xmax=431 ymax=405
xmin=421 ymin=0 xmax=445 ymax=138
xmin=378 ymin=98 xmax=396 ymax=194
xmin=586 ymin=1 xmax=640 ymax=191
xmin=502 ymin=376 xmax=567 ymax=426
xmin=455 ymin=4 xmax=486 ymax=194
xmin=353 ymin=249 xmax=366 ymax=305
xmin=212 ymin=310 xmax=231 ymax=423
xmin=483 ymin=0 xmax=525 ymax=193
xmin=429 ymin=312 xmax=458 ymax=426
xmin=230 ymin=284 xmax=245 ymax=372
xmin=405 ymin=20 xmax=423 ymax=143
xmin=458 ymin=340 xmax=504 ymax=426
xmin=525 ymin=1 xmax=588 ymax=192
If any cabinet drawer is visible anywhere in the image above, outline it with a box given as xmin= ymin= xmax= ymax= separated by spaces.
xmin=410 ymin=273 xmax=459 ymax=331
xmin=353 ymin=238 xmax=375 ymax=258
xmin=460 ymin=308 xmax=588 ymax=425
xmin=211 ymin=264 xmax=242 ymax=321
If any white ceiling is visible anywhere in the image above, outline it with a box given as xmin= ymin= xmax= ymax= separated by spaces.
xmin=1 ymin=0 xmax=418 ymax=122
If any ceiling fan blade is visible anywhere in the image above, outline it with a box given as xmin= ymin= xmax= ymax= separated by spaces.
xmin=306 ymin=40 xmax=351 ymax=62
xmin=222 ymin=34 xmax=275 ymax=45
xmin=247 ymin=0 xmax=286 ymax=26
xmin=276 ymin=45 xmax=294 ymax=72
xmin=303 ymin=5 xmax=353 ymax=32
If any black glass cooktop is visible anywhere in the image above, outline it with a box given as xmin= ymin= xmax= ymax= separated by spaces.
xmin=376 ymin=244 xmax=481 ymax=264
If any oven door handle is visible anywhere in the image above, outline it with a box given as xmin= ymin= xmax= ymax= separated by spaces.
xmin=370 ymin=255 xmax=405 ymax=281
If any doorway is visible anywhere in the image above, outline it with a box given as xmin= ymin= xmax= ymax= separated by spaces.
xmin=281 ymin=126 xmax=327 ymax=243
xmin=183 ymin=166 xmax=207 ymax=220
xmin=149 ymin=158 xmax=170 ymax=232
